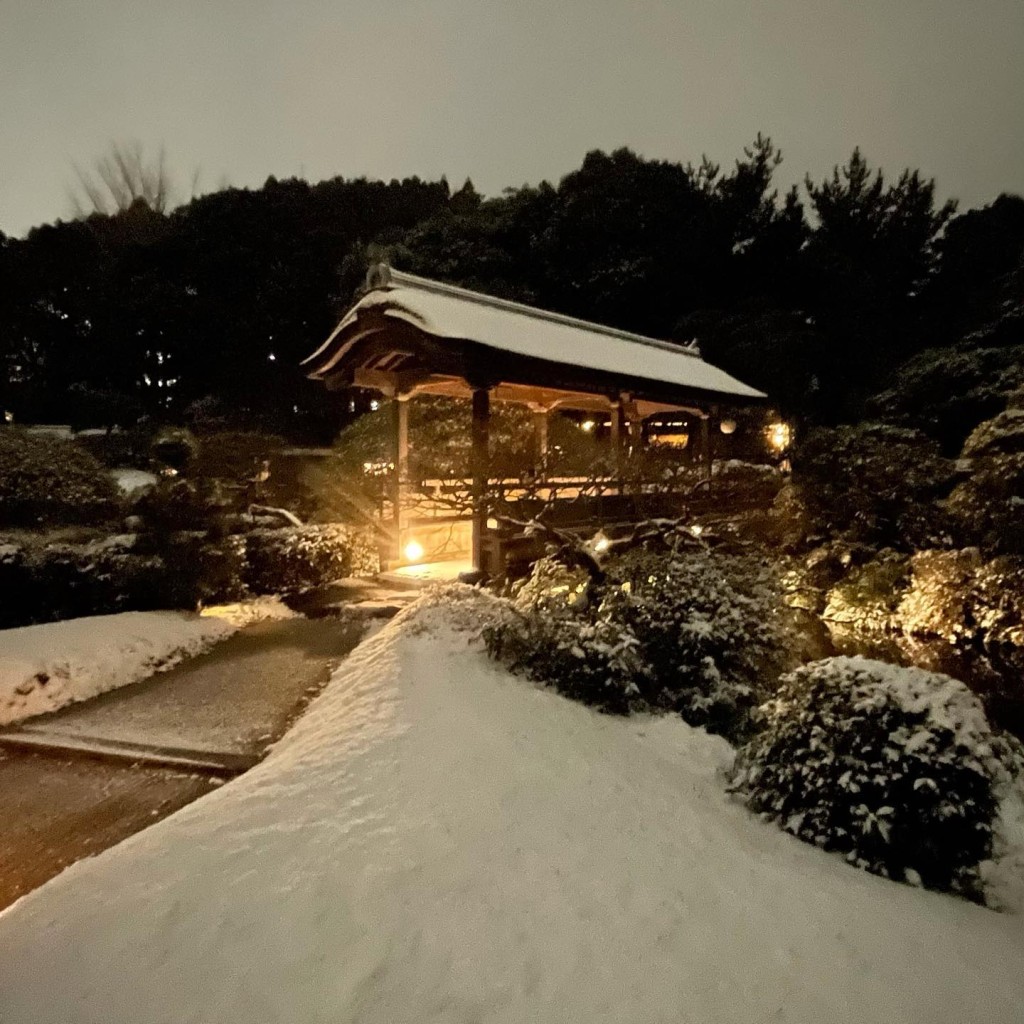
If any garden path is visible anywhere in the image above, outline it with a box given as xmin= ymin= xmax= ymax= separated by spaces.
xmin=0 ymin=614 xmax=367 ymax=910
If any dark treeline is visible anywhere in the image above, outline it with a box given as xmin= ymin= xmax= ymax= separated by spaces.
xmin=1 ymin=136 xmax=1022 ymax=441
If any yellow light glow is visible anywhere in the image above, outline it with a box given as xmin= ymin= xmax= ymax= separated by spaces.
xmin=594 ymin=535 xmax=610 ymax=552
xmin=403 ymin=540 xmax=425 ymax=563
xmin=486 ymin=517 xmax=499 ymax=529
xmin=690 ymin=524 xmax=703 ymax=537
xmin=767 ymin=422 xmax=791 ymax=451
xmin=581 ymin=419 xmax=596 ymax=432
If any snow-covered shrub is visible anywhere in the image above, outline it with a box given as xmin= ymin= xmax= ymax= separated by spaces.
xmin=962 ymin=407 xmax=1024 ymax=460
xmin=402 ymin=582 xmax=517 ymax=637
xmin=192 ymin=431 xmax=285 ymax=486
xmin=151 ymin=533 xmax=249 ymax=609
xmin=0 ymin=428 xmax=123 ymax=527
xmin=604 ymin=549 xmax=783 ymax=738
xmin=731 ymin=657 xmax=1024 ymax=901
xmin=135 ymin=477 xmax=228 ymax=534
xmin=484 ymin=584 xmax=646 ymax=715
xmin=708 ymin=460 xmax=784 ymax=507
xmin=243 ymin=524 xmax=377 ymax=595
xmin=485 ymin=549 xmax=785 ymax=732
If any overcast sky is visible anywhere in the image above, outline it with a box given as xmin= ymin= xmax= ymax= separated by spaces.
xmin=2 ymin=0 xmax=1022 ymax=237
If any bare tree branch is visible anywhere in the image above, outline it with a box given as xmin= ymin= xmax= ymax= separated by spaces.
xmin=68 ymin=140 xmax=182 ymax=217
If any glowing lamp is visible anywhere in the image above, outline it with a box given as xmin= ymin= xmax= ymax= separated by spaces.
xmin=486 ymin=517 xmax=499 ymax=529
xmin=581 ymin=419 xmax=596 ymax=432
xmin=767 ymin=422 xmax=792 ymax=451
xmin=403 ymin=540 xmax=425 ymax=563
xmin=593 ymin=534 xmax=610 ymax=553
xmin=719 ymin=419 xmax=737 ymax=435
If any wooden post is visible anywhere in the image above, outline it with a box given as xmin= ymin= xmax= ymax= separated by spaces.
xmin=532 ymin=408 xmax=548 ymax=473
xmin=471 ymin=386 xmax=491 ymax=571
xmin=610 ymin=400 xmax=625 ymax=486
xmin=700 ymin=414 xmax=712 ymax=489
xmin=391 ymin=394 xmax=409 ymax=563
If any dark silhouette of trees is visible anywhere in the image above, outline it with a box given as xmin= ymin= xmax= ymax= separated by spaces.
xmin=1 ymin=138 xmax=1019 ymax=440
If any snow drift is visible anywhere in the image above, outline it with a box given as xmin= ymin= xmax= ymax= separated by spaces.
xmin=0 ymin=595 xmax=1022 ymax=1023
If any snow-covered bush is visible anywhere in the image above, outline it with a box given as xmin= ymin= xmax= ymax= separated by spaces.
xmin=486 ymin=601 xmax=646 ymax=715
xmin=151 ymin=533 xmax=249 ymax=609
xmin=962 ymin=407 xmax=1024 ymax=460
xmin=0 ymin=428 xmax=123 ymax=527
xmin=402 ymin=582 xmax=518 ymax=637
xmin=133 ymin=476 xmax=225 ymax=535
xmin=605 ymin=550 xmax=783 ymax=737
xmin=485 ymin=548 xmax=785 ymax=732
xmin=243 ymin=524 xmax=378 ymax=595
xmin=731 ymin=657 xmax=1024 ymax=901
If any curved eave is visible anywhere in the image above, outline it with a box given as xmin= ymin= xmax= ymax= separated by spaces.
xmin=305 ymin=280 xmax=767 ymax=406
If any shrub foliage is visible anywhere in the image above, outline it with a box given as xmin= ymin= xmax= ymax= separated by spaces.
xmin=731 ymin=656 xmax=1024 ymax=900
xmin=0 ymin=429 xmax=122 ymax=527
xmin=484 ymin=547 xmax=784 ymax=734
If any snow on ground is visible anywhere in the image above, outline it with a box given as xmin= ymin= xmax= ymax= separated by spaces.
xmin=0 ymin=601 xmax=292 ymax=726
xmin=198 ymin=595 xmax=298 ymax=628
xmin=1 ymin=596 xmax=1022 ymax=1024
xmin=111 ymin=467 xmax=158 ymax=494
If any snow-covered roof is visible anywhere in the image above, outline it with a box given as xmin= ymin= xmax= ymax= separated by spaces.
xmin=305 ymin=267 xmax=765 ymax=404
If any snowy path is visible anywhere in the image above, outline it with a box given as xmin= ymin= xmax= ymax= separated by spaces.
xmin=0 ymin=616 xmax=366 ymax=912
xmin=9 ymin=617 xmax=366 ymax=756
xmin=0 ymin=600 xmax=1022 ymax=1023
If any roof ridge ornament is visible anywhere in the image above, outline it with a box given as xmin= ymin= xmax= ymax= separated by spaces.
xmin=365 ymin=262 xmax=393 ymax=291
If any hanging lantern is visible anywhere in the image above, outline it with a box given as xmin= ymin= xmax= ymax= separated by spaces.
xmin=719 ymin=418 xmax=737 ymax=435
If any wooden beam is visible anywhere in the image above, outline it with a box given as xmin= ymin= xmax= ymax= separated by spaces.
xmin=471 ymin=386 xmax=490 ymax=571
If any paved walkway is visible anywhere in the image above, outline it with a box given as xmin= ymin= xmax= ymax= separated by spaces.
xmin=11 ymin=617 xmax=365 ymax=758
xmin=0 ymin=615 xmax=366 ymax=910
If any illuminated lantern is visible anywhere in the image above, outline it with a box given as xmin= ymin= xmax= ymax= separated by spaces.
xmin=767 ymin=422 xmax=792 ymax=451
xmin=719 ymin=419 xmax=737 ymax=435
xmin=403 ymin=540 xmax=425 ymax=563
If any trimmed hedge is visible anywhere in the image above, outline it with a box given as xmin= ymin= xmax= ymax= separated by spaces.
xmin=0 ymin=523 xmax=379 ymax=627
xmin=0 ymin=428 xmax=123 ymax=527
xmin=243 ymin=524 xmax=379 ymax=595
